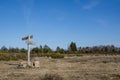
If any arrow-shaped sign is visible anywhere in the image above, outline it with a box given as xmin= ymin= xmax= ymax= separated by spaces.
xmin=22 ymin=35 xmax=33 ymax=40
xmin=26 ymin=41 xmax=37 ymax=45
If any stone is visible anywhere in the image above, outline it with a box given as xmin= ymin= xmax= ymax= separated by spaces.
xmin=33 ymin=61 xmax=40 ymax=68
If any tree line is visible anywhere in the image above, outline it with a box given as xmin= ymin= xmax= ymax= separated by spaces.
xmin=0 ymin=42 xmax=120 ymax=54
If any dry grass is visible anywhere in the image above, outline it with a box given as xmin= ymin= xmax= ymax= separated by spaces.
xmin=0 ymin=55 xmax=120 ymax=80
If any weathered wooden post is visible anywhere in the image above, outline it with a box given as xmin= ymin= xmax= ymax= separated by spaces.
xmin=22 ymin=35 xmax=36 ymax=67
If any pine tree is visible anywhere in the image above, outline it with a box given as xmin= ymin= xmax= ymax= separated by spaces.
xmin=69 ymin=42 xmax=77 ymax=52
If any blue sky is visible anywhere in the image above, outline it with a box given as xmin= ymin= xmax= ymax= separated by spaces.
xmin=0 ymin=0 xmax=120 ymax=49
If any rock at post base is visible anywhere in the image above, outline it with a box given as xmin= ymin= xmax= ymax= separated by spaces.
xmin=33 ymin=61 xmax=40 ymax=68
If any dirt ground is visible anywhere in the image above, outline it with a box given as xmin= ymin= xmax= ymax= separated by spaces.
xmin=0 ymin=55 xmax=120 ymax=80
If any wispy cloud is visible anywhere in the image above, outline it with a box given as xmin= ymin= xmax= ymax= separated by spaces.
xmin=19 ymin=0 xmax=35 ymax=25
xmin=52 ymin=9 xmax=65 ymax=22
xmin=74 ymin=0 xmax=81 ymax=5
xmin=56 ymin=16 xmax=65 ymax=22
xmin=74 ymin=0 xmax=100 ymax=10
xmin=97 ymin=19 xmax=108 ymax=27
xmin=82 ymin=0 xmax=100 ymax=10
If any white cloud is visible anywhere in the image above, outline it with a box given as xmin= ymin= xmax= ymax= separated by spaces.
xmin=74 ymin=0 xmax=81 ymax=5
xmin=82 ymin=0 xmax=99 ymax=10
xmin=74 ymin=0 xmax=100 ymax=10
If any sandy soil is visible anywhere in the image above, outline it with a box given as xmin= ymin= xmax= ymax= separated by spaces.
xmin=0 ymin=55 xmax=120 ymax=80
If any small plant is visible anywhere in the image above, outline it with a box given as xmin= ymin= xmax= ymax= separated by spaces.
xmin=102 ymin=61 xmax=108 ymax=63
xmin=100 ymin=75 xmax=109 ymax=80
xmin=41 ymin=73 xmax=63 ymax=80
xmin=99 ymin=74 xmax=120 ymax=80
xmin=76 ymin=54 xmax=83 ymax=56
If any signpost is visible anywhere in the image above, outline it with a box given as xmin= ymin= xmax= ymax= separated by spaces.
xmin=22 ymin=35 xmax=36 ymax=66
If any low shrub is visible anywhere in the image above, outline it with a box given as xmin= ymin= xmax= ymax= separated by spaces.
xmin=41 ymin=73 xmax=63 ymax=80
xmin=99 ymin=74 xmax=120 ymax=80
xmin=76 ymin=54 xmax=83 ymax=56
xmin=0 ymin=53 xmax=27 ymax=61
xmin=0 ymin=53 xmax=64 ymax=61
xmin=50 ymin=53 xmax=64 ymax=59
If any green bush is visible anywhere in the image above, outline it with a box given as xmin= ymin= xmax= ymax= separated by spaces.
xmin=0 ymin=53 xmax=10 ymax=61
xmin=0 ymin=53 xmax=27 ymax=61
xmin=31 ymin=53 xmax=64 ymax=59
xmin=50 ymin=53 xmax=64 ymax=59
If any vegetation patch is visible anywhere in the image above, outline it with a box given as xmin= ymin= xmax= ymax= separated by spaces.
xmin=50 ymin=53 xmax=64 ymax=59
xmin=0 ymin=53 xmax=27 ymax=61
xmin=99 ymin=74 xmax=120 ymax=80
xmin=41 ymin=73 xmax=63 ymax=80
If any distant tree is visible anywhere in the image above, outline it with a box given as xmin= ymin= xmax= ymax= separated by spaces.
xmin=8 ymin=47 xmax=19 ymax=53
xmin=43 ymin=45 xmax=52 ymax=53
xmin=9 ymin=47 xmax=15 ymax=53
xmin=59 ymin=48 xmax=65 ymax=54
xmin=15 ymin=47 xmax=20 ymax=53
xmin=56 ymin=46 xmax=65 ymax=54
xmin=56 ymin=46 xmax=61 ymax=53
xmin=78 ymin=45 xmax=119 ymax=54
xmin=31 ymin=45 xmax=43 ymax=54
xmin=20 ymin=48 xmax=27 ymax=53
xmin=39 ymin=45 xmax=43 ymax=53
xmin=69 ymin=42 xmax=77 ymax=52
xmin=31 ymin=47 xmax=39 ymax=53
xmin=118 ymin=48 xmax=120 ymax=53
xmin=109 ymin=45 xmax=115 ymax=52
xmin=1 ymin=46 xmax=8 ymax=53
